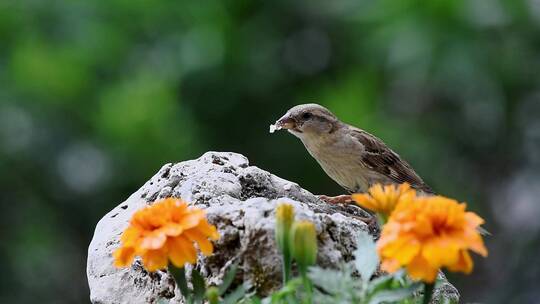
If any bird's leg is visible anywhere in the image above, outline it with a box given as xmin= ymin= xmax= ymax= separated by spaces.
xmin=356 ymin=215 xmax=378 ymax=230
xmin=318 ymin=194 xmax=377 ymax=227
xmin=317 ymin=194 xmax=353 ymax=204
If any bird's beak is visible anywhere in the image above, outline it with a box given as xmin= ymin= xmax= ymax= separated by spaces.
xmin=276 ymin=114 xmax=296 ymax=130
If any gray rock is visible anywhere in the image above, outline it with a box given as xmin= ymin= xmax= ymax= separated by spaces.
xmin=87 ymin=151 xmax=459 ymax=304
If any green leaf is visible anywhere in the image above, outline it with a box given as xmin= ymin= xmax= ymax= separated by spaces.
xmin=439 ymin=295 xmax=458 ymax=304
xmin=169 ymin=266 xmax=191 ymax=302
xmin=260 ymin=296 xmax=271 ymax=304
xmin=309 ymin=265 xmax=364 ymax=303
xmin=156 ymin=298 xmax=170 ymax=304
xmin=367 ymin=270 xmax=408 ymax=295
xmin=368 ymin=283 xmax=422 ymax=304
xmin=219 ymin=261 xmax=239 ymax=295
xmin=353 ymin=231 xmax=379 ymax=283
xmin=366 ymin=275 xmax=395 ymax=295
xmin=268 ymin=278 xmax=303 ymax=303
xmin=222 ymin=282 xmax=250 ymax=304
xmin=243 ymin=296 xmax=262 ymax=304
xmin=191 ymin=269 xmax=206 ymax=304
xmin=308 ymin=266 xmax=360 ymax=295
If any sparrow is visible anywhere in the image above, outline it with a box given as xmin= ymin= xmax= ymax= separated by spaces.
xmin=272 ymin=103 xmax=433 ymax=204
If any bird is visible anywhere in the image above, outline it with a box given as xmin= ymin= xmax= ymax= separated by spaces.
xmin=271 ymin=103 xmax=433 ymax=204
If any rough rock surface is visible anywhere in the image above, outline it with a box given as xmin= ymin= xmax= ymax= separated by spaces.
xmin=87 ymin=152 xmax=459 ymax=304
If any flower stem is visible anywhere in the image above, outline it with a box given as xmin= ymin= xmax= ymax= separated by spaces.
xmin=169 ymin=265 xmax=192 ymax=304
xmin=422 ymin=282 xmax=435 ymax=304
xmin=377 ymin=213 xmax=388 ymax=225
xmin=282 ymin=251 xmax=292 ymax=284
xmin=300 ymin=267 xmax=312 ymax=304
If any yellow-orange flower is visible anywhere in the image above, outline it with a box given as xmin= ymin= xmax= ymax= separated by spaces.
xmin=352 ymin=183 xmax=416 ymax=216
xmin=113 ymin=198 xmax=220 ymax=272
xmin=377 ymin=196 xmax=488 ymax=282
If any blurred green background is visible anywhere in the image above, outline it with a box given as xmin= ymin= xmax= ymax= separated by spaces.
xmin=1 ymin=0 xmax=539 ymax=303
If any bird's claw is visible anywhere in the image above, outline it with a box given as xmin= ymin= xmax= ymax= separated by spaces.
xmin=317 ymin=194 xmax=354 ymax=204
xmin=318 ymin=195 xmax=378 ymax=228
xmin=352 ymin=215 xmax=377 ymax=226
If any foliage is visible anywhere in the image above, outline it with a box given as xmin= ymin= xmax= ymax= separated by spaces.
xmin=168 ymin=262 xmax=250 ymax=304
xmin=308 ymin=231 xmax=423 ymax=304
xmin=248 ymin=229 xmax=424 ymax=304
xmin=224 ymin=194 xmax=481 ymax=303
xmin=112 ymin=188 xmax=483 ymax=304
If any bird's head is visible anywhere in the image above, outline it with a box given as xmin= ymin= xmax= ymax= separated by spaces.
xmin=274 ymin=103 xmax=340 ymax=138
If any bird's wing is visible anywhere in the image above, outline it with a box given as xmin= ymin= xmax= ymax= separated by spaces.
xmin=349 ymin=127 xmax=434 ymax=194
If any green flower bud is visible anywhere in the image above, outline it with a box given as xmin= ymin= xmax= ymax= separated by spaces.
xmin=290 ymin=220 xmax=318 ymax=272
xmin=205 ymin=286 xmax=220 ymax=304
xmin=275 ymin=203 xmax=295 ymax=253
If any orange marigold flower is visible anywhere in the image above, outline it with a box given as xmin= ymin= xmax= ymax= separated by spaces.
xmin=377 ymin=196 xmax=488 ymax=283
xmin=113 ymin=198 xmax=220 ymax=272
xmin=352 ymin=183 xmax=416 ymax=216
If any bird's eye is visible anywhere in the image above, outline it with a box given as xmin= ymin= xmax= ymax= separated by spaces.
xmin=301 ymin=112 xmax=313 ymax=120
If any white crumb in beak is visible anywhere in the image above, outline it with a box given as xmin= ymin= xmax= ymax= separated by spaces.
xmin=269 ymin=123 xmax=281 ymax=133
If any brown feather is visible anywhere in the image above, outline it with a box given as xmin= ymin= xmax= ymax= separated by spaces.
xmin=348 ymin=127 xmax=434 ymax=194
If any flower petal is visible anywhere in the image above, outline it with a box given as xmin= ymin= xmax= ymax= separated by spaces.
xmin=381 ymin=258 xmax=401 ymax=273
xmin=140 ymin=231 xmax=167 ymax=250
xmin=113 ymin=246 xmax=136 ymax=268
xmin=463 ymin=229 xmax=488 ymax=257
xmin=121 ymin=227 xmax=142 ymax=246
xmin=378 ymin=233 xmax=420 ymax=265
xmin=184 ymin=229 xmax=214 ymax=256
xmin=160 ymin=223 xmax=184 ymax=237
xmin=167 ymin=238 xmax=188 ymax=268
xmin=173 ymin=235 xmax=198 ymax=264
xmin=407 ymin=255 xmax=438 ymax=283
xmin=197 ymin=220 xmax=220 ymax=240
xmin=413 ymin=215 xmax=434 ymax=236
xmin=422 ymin=237 xmax=459 ymax=269
xmin=447 ymin=250 xmax=473 ymax=274
xmin=142 ymin=249 xmax=169 ymax=272
xmin=352 ymin=194 xmax=373 ymax=210
xmin=465 ymin=212 xmax=485 ymax=228
xmin=180 ymin=209 xmax=205 ymax=229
